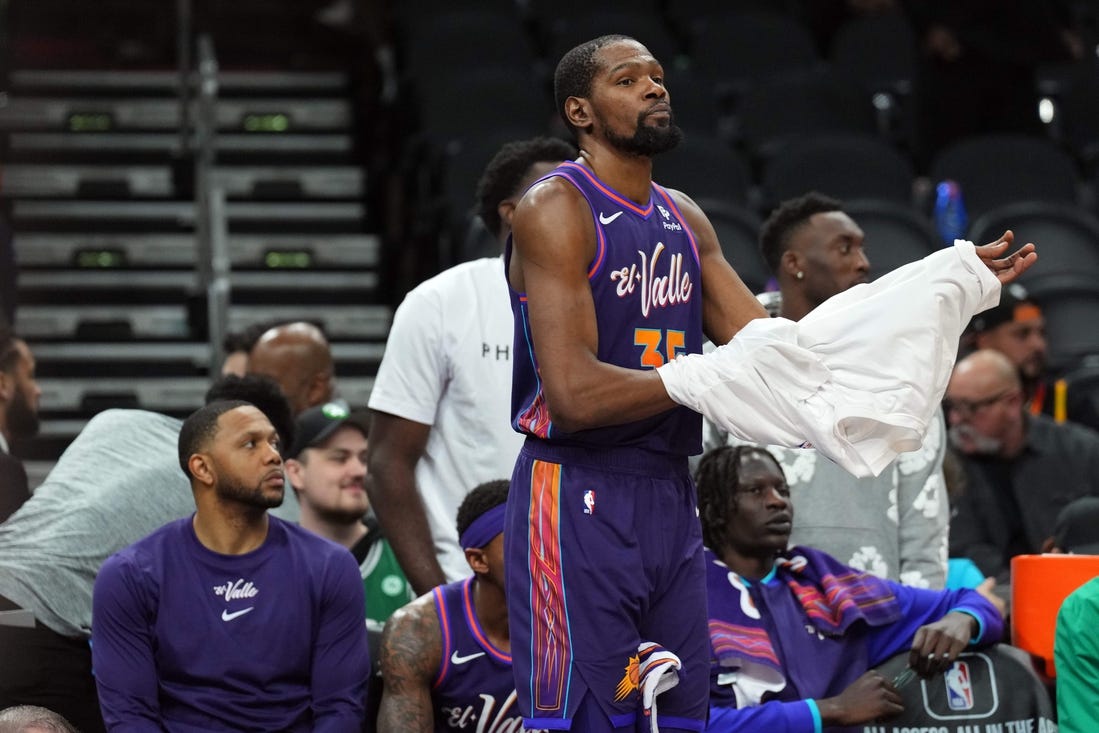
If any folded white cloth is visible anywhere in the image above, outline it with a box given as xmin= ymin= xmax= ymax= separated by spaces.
xmin=657 ymin=240 xmax=1001 ymax=477
xmin=637 ymin=641 xmax=683 ymax=733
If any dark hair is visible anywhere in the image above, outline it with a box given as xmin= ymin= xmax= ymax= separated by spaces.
xmin=0 ymin=323 xmax=20 ymax=373
xmin=759 ymin=192 xmax=844 ymax=274
xmin=222 ymin=319 xmax=284 ymax=354
xmin=475 ymin=137 xmax=576 ymax=238
xmin=0 ymin=705 xmax=79 ymax=732
xmin=178 ymin=400 xmax=250 ymax=478
xmin=695 ymin=445 xmax=783 ymax=552
xmin=204 ymin=374 xmax=295 ymax=452
xmin=456 ymin=479 xmax=510 ymax=538
xmin=554 ymin=34 xmax=633 ymax=132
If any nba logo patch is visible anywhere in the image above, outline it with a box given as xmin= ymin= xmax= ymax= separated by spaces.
xmin=944 ymin=661 xmax=974 ymax=711
xmin=583 ymin=490 xmax=595 ymax=515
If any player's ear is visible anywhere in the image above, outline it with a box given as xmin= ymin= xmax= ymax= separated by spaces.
xmin=188 ymin=453 xmax=216 ymax=487
xmin=464 ymin=547 xmax=489 ymax=575
xmin=564 ymin=96 xmax=591 ymax=130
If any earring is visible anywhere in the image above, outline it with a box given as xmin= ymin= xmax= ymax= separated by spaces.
xmin=796 ymin=271 xmax=804 ymax=280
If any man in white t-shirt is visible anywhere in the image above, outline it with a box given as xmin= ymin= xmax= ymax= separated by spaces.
xmin=367 ymin=137 xmax=576 ymax=593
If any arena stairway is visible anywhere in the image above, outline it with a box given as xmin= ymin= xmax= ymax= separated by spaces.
xmin=1 ymin=68 xmax=389 ymax=486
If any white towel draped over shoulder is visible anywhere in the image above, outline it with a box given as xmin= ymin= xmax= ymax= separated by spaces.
xmin=658 ymin=240 xmax=1002 ymax=477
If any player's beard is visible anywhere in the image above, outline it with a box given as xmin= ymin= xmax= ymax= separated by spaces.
xmin=217 ymin=474 xmax=285 ymax=509
xmin=6 ymin=383 xmax=39 ymax=439
xmin=603 ymin=109 xmax=683 ymax=157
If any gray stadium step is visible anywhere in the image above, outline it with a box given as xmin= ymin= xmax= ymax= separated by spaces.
xmin=31 ymin=341 xmax=385 ymax=368
xmin=14 ymin=232 xmax=380 ymax=268
xmin=8 ymin=131 xmax=354 ymax=158
xmin=0 ymin=97 xmax=352 ymax=132
xmin=17 ymin=303 xmax=391 ymax=341
xmin=3 ymin=164 xmax=173 ymax=197
xmin=12 ymin=200 xmax=366 ymax=230
xmin=37 ymin=375 xmax=377 ymax=414
xmin=3 ymin=164 xmax=363 ymax=200
xmin=19 ymin=269 xmax=380 ymax=295
xmin=10 ymin=69 xmax=349 ymax=94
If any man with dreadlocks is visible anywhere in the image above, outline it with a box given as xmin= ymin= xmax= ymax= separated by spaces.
xmin=695 ymin=445 xmax=1003 ymax=732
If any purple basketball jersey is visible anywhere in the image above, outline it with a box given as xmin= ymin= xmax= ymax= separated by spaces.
xmin=431 ymin=578 xmax=539 ymax=733
xmin=507 ymin=161 xmax=703 ymax=455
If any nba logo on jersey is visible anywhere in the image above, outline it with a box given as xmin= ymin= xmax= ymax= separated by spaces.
xmin=583 ymin=490 xmax=595 ymax=515
xmin=944 ymin=661 xmax=974 ymax=710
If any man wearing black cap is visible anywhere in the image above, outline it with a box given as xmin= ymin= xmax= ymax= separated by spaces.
xmin=285 ymin=400 xmax=411 ymax=630
xmin=967 ymin=283 xmax=1052 ymax=417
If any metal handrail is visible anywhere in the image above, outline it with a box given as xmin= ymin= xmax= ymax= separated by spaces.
xmin=193 ymin=33 xmax=229 ymax=376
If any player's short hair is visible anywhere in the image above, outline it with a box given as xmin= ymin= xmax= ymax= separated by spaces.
xmin=178 ymin=400 xmax=251 ymax=478
xmin=475 ymin=137 xmax=576 ymax=238
xmin=205 ymin=374 xmax=294 ymax=452
xmin=759 ymin=192 xmax=844 ymax=274
xmin=695 ymin=445 xmax=784 ymax=552
xmin=554 ymin=34 xmax=634 ymax=132
xmin=456 ymin=480 xmax=510 ymax=538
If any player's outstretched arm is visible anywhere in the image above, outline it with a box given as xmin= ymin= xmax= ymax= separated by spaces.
xmin=973 ymin=229 xmax=1037 ymax=284
xmin=376 ymin=595 xmax=442 ymax=733
xmin=509 ymin=177 xmax=678 ymax=432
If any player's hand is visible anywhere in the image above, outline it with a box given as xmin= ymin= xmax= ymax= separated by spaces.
xmin=908 ymin=611 xmax=976 ymax=678
xmin=973 ymin=230 xmax=1037 ymax=285
xmin=816 ymin=670 xmax=904 ymax=725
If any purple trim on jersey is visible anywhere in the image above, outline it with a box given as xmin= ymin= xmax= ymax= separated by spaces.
xmin=512 ymin=295 xmax=553 ymax=439
xmin=461 ymin=577 xmax=511 ymax=665
xmin=548 ymin=166 xmax=608 ymax=280
xmin=557 ymin=161 xmax=655 ymax=218
xmin=431 ymin=585 xmax=452 ymax=689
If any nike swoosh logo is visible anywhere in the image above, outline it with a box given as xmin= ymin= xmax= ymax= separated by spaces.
xmin=221 ymin=607 xmax=254 ymax=622
xmin=450 ymin=650 xmax=486 ymax=665
xmin=599 ymin=211 xmax=623 ymax=225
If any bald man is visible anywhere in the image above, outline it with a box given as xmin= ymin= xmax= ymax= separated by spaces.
xmin=248 ymin=322 xmax=335 ymax=415
xmin=946 ymin=349 xmax=1099 ymax=583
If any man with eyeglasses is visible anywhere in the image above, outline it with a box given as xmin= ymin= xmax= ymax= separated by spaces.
xmin=946 ymin=349 xmax=1099 ymax=586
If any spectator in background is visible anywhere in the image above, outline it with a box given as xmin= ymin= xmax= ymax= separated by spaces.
xmin=946 ymin=349 xmax=1099 ymax=584
xmin=965 ymin=283 xmax=1053 ymax=419
xmin=0 ymin=327 xmax=41 ymax=523
xmin=248 ymin=321 xmax=335 ymax=416
xmin=708 ymin=192 xmax=950 ymax=588
xmin=0 ymin=375 xmax=292 ymax=733
xmin=92 ymin=400 xmax=370 ymax=731
xmin=696 ymin=445 xmax=1003 ymax=732
xmin=0 ymin=705 xmax=78 ymax=733
xmin=367 ymin=136 xmax=575 ymax=594
xmin=220 ymin=320 xmax=281 ymax=377
xmin=285 ymin=400 xmax=412 ymax=631
xmin=376 ymin=480 xmax=524 ymax=732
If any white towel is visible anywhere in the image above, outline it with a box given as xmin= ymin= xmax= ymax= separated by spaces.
xmin=637 ymin=641 xmax=683 ymax=733
xmin=658 ymin=240 xmax=1001 ymax=477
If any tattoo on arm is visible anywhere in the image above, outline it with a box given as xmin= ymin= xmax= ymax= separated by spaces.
xmin=376 ymin=598 xmax=442 ymax=733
